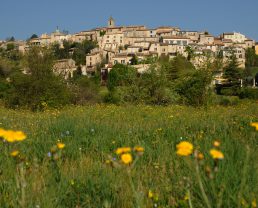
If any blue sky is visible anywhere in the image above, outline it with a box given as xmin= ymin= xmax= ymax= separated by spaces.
xmin=0 ymin=0 xmax=257 ymax=41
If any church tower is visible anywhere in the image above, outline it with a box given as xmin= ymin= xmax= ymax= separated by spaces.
xmin=108 ymin=16 xmax=115 ymax=28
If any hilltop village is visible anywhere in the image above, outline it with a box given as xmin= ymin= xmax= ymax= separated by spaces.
xmin=1 ymin=17 xmax=258 ymax=79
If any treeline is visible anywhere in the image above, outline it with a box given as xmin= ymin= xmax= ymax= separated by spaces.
xmin=0 ymin=44 xmax=258 ymax=111
xmin=105 ymin=55 xmax=212 ymax=106
xmin=0 ymin=45 xmax=101 ymax=111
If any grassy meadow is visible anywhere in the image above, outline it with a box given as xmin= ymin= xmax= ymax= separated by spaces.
xmin=0 ymin=102 xmax=257 ymax=208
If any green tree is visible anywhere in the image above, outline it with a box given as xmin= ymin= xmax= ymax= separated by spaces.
xmin=6 ymin=47 xmax=71 ymax=110
xmin=73 ymin=40 xmax=97 ymax=65
xmin=175 ymin=69 xmax=212 ymax=106
xmin=245 ymin=48 xmax=256 ymax=68
xmin=6 ymin=36 xmax=15 ymax=42
xmin=29 ymin=34 xmax=38 ymax=40
xmin=138 ymin=64 xmax=174 ymax=105
xmin=185 ymin=46 xmax=194 ymax=61
xmin=6 ymin=43 xmax=15 ymax=51
xmin=164 ymin=54 xmax=194 ymax=81
xmin=223 ymin=55 xmax=242 ymax=82
xmin=130 ymin=55 xmax=138 ymax=65
xmin=107 ymin=64 xmax=137 ymax=91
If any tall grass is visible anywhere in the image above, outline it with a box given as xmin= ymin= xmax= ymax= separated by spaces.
xmin=0 ymin=102 xmax=257 ymax=207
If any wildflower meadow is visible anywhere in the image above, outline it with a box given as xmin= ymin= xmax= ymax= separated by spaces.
xmin=0 ymin=102 xmax=257 ymax=207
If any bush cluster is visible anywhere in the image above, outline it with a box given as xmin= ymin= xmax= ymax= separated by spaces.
xmin=105 ymin=56 xmax=212 ymax=106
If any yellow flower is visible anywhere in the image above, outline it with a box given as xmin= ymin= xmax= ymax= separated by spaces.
xmin=213 ymin=140 xmax=220 ymax=147
xmin=105 ymin=160 xmax=111 ymax=164
xmin=210 ymin=149 xmax=224 ymax=159
xmin=0 ymin=129 xmax=26 ymax=143
xmin=10 ymin=150 xmax=20 ymax=157
xmin=3 ymin=130 xmax=17 ymax=143
xmin=115 ymin=147 xmax=131 ymax=155
xmin=184 ymin=193 xmax=189 ymax=201
xmin=250 ymin=122 xmax=258 ymax=131
xmin=121 ymin=153 xmax=132 ymax=165
xmin=134 ymin=146 xmax=144 ymax=153
xmin=57 ymin=142 xmax=65 ymax=149
xmin=148 ymin=190 xmax=154 ymax=198
xmin=176 ymin=141 xmax=193 ymax=156
xmin=197 ymin=153 xmax=204 ymax=160
xmin=13 ymin=131 xmax=26 ymax=141
xmin=252 ymin=199 xmax=257 ymax=208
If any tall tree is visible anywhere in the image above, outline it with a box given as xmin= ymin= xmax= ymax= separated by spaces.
xmin=29 ymin=34 xmax=38 ymax=40
xmin=223 ymin=55 xmax=242 ymax=83
xmin=245 ymin=48 xmax=256 ymax=68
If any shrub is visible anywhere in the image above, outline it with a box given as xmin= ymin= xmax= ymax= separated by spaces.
xmin=107 ymin=64 xmax=137 ymax=91
xmin=217 ymin=96 xmax=240 ymax=106
xmin=70 ymin=76 xmax=101 ymax=105
xmin=4 ymin=47 xmax=72 ymax=111
xmin=175 ymin=69 xmax=212 ymax=106
xmin=220 ymin=86 xmax=241 ymax=96
xmin=0 ymin=78 xmax=11 ymax=99
xmin=239 ymin=88 xmax=258 ymax=100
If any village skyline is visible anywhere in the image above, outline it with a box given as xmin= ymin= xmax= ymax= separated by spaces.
xmin=1 ymin=0 xmax=258 ymax=41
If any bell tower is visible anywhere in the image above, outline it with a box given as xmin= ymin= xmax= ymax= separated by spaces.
xmin=108 ymin=16 xmax=115 ymax=28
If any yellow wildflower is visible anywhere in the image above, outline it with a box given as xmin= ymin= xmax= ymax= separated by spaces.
xmin=197 ymin=153 xmax=204 ymax=160
xmin=134 ymin=146 xmax=144 ymax=153
xmin=3 ymin=130 xmax=17 ymax=143
xmin=210 ymin=149 xmax=224 ymax=159
xmin=10 ymin=150 xmax=20 ymax=157
xmin=184 ymin=193 xmax=189 ymax=201
xmin=148 ymin=190 xmax=154 ymax=198
xmin=213 ymin=140 xmax=220 ymax=147
xmin=0 ymin=129 xmax=26 ymax=143
xmin=121 ymin=153 xmax=132 ymax=165
xmin=115 ymin=147 xmax=131 ymax=155
xmin=252 ymin=199 xmax=257 ymax=208
xmin=57 ymin=142 xmax=65 ymax=149
xmin=250 ymin=122 xmax=258 ymax=131
xmin=156 ymin=128 xmax=163 ymax=132
xmin=105 ymin=160 xmax=111 ymax=164
xmin=176 ymin=141 xmax=193 ymax=156
xmin=13 ymin=131 xmax=26 ymax=141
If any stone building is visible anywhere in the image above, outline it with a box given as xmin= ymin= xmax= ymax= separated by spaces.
xmin=53 ymin=59 xmax=77 ymax=79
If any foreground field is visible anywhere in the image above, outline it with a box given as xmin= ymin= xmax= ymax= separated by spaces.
xmin=0 ymin=103 xmax=257 ymax=208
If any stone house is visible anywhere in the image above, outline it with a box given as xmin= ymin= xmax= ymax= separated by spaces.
xmin=85 ymin=49 xmax=103 ymax=73
xmin=162 ymin=36 xmax=191 ymax=46
xmin=53 ymin=59 xmax=77 ymax=79
xmin=199 ymin=34 xmax=214 ymax=45
xmin=244 ymin=39 xmax=255 ymax=48
xmin=221 ymin=32 xmax=246 ymax=43
xmin=112 ymin=53 xmax=132 ymax=65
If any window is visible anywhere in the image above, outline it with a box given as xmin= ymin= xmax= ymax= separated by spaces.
xmin=121 ymin=60 xmax=125 ymax=64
